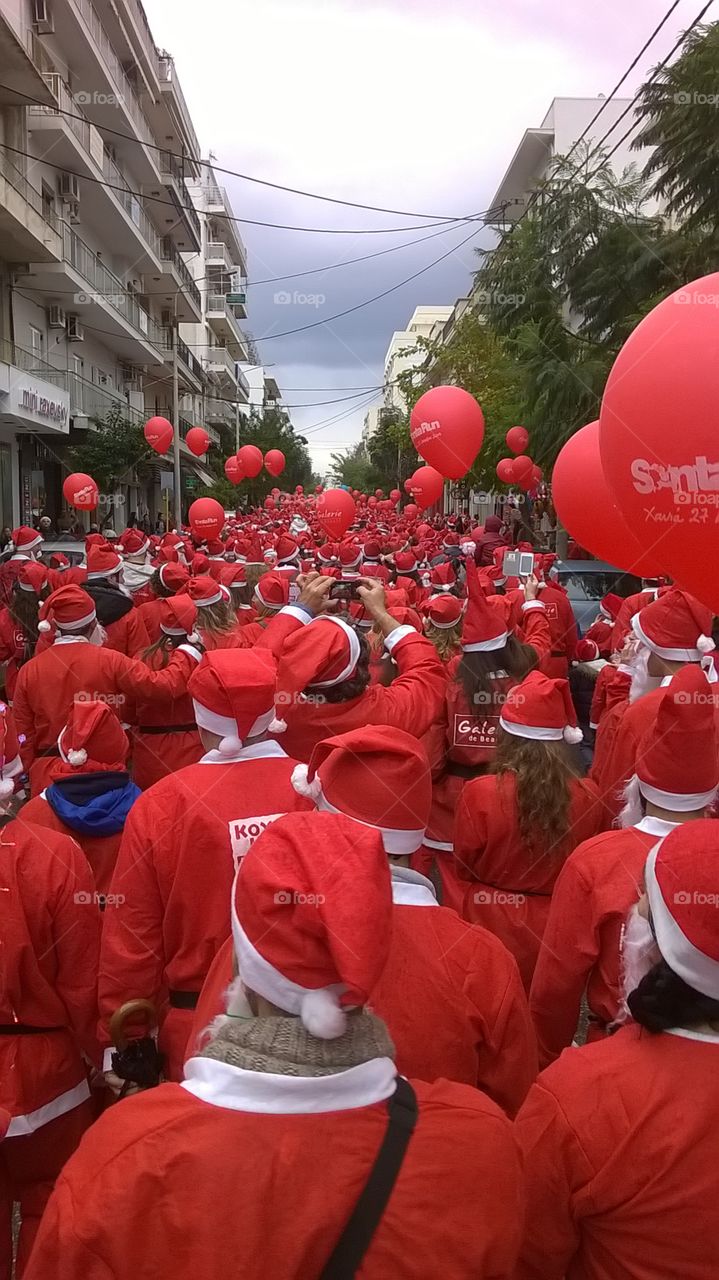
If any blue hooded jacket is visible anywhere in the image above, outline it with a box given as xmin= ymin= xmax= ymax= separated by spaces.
xmin=45 ymin=771 xmax=140 ymax=837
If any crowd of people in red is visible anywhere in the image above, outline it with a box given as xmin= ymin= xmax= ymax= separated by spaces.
xmin=1 ymin=499 xmax=718 ymax=1279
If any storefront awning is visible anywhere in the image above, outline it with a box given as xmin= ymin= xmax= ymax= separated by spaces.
xmin=0 ymin=363 xmax=70 ymax=434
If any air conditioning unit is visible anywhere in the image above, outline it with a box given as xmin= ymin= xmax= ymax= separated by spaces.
xmin=48 ymin=305 xmax=66 ymax=329
xmin=59 ymin=172 xmax=81 ymax=203
xmin=32 ymin=0 xmax=54 ymax=34
xmin=67 ymin=315 xmax=84 ymax=342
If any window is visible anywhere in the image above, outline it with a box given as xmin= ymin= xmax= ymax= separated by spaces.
xmin=41 ymin=181 xmax=55 ymax=224
xmin=28 ymin=325 xmax=43 ymax=360
xmin=69 ymin=355 xmax=84 ymax=413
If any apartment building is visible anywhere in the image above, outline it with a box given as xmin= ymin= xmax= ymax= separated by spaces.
xmin=383 ymin=305 xmax=453 ymax=412
xmin=0 ymin=0 xmax=253 ymax=528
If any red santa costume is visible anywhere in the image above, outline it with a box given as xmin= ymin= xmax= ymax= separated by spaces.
xmin=192 ymin=724 xmax=537 ymax=1114
xmin=455 ymin=672 xmax=602 ymax=989
xmin=516 ymin=820 xmax=719 ymax=1280
xmin=81 ymin=545 xmax=149 ymax=657
xmin=29 ymin=814 xmax=523 ymax=1280
xmin=610 ymin=580 xmax=662 ymax=651
xmin=0 ymin=528 xmax=43 ymax=609
xmin=530 ymin=665 xmax=719 ymax=1067
xmin=186 ymin=575 xmax=247 ymax=650
xmin=0 ymin=562 xmax=48 ymax=703
xmin=19 ymin=698 xmax=140 ymax=895
xmin=233 ymin=571 xmax=290 ymax=646
xmin=0 ymin=760 xmax=100 ymax=1278
xmin=422 ymin=592 xmax=464 ymax=665
xmin=118 ymin=529 xmax=155 ymax=602
xmin=589 ymin=659 xmax=631 ymax=731
xmin=129 ymin=595 xmax=203 ymax=790
xmin=135 ymin=561 xmax=190 ymax=644
xmin=13 ymin=585 xmax=201 ymax=795
xmin=509 ymin=579 xmax=577 ymax=679
xmin=98 ymin=649 xmax=313 ymax=1080
xmin=582 ymin=592 xmax=622 ymax=659
xmin=594 ymin=589 xmax=717 ymax=822
xmin=266 ymin=611 xmax=446 ymax=765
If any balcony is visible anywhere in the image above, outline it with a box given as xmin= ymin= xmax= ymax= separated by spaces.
xmin=148 ymin=151 xmax=201 ymax=252
xmin=201 ymin=179 xmax=247 ymax=274
xmin=0 ymin=9 xmax=57 ymax=106
xmin=158 ymin=330 xmax=205 ymax=392
xmin=157 ymin=54 xmax=201 ymax=172
xmin=204 ymin=345 xmax=238 ymax=388
xmin=145 ymin=238 xmax=202 ymax=323
xmin=0 ymin=149 xmax=62 ymax=262
xmin=205 ymin=396 xmax=236 ymax=428
xmin=206 ymin=295 xmax=248 ymax=353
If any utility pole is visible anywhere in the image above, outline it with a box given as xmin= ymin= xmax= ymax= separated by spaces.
xmin=172 ymin=322 xmax=181 ymax=531
xmin=235 ymin=395 xmax=240 ymax=455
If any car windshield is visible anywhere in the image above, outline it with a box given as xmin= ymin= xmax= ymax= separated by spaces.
xmin=558 ymin=571 xmax=641 ymax=600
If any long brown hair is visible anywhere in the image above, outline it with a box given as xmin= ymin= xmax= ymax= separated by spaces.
xmin=196 ymin=599 xmax=237 ymax=638
xmin=457 ymin=634 xmax=539 ymax=707
xmin=141 ymin=632 xmax=180 ymax=668
xmin=492 ymin=729 xmax=574 ymax=855
xmin=425 ymin=620 xmax=462 ymax=662
xmin=9 ymin=583 xmax=47 ymax=666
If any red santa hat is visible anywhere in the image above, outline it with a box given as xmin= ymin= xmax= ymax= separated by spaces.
xmin=189 ymin=649 xmax=278 ymax=754
xmin=48 ymin=552 xmax=70 ymax=571
xmin=190 ymin=552 xmax=211 ymax=576
xmin=363 ymin=539 xmax=381 ymax=562
xmin=633 ymin=588 xmax=715 ymax=662
xmin=442 ymin=532 xmax=460 ymax=549
xmin=461 ymin=559 xmax=509 ymax=652
xmin=159 ymin=595 xmax=200 ymax=642
xmin=600 ymin=592 xmax=622 ymax=621
xmin=275 ymin=534 xmax=300 ymax=565
xmin=394 ymin=550 xmax=419 ymax=575
xmin=187 ymin=575 xmax=224 ymax=608
xmin=38 ymin=585 xmax=96 ymax=634
xmin=159 ymin=562 xmax=190 ymax=594
xmin=205 ymin=539 xmax=225 ymax=558
xmin=56 ymin=697 xmax=130 ymax=773
xmin=231 ymin=812 xmax=392 ymax=1038
xmin=499 ymin=671 xmax=583 ymax=745
xmin=362 ymin=562 xmax=390 ymax=584
xmin=154 ymin=546 xmax=180 ymax=566
xmin=348 ymin=600 xmax=373 ymax=630
xmin=86 ymin=545 xmax=123 ymax=580
xmin=119 ymin=528 xmax=150 ymax=557
xmin=218 ymin=564 xmax=247 ymax=590
xmin=17 ymin=562 xmax=49 ymax=595
xmin=269 ymin=616 xmax=363 ymax=734
xmin=254 ymin=572 xmax=289 ymax=611
xmin=338 ymin=542 xmax=362 ymax=575
xmin=425 ymin=594 xmax=464 ymax=629
xmin=645 ymin=819 xmax=719 ymax=998
xmin=160 ymin=532 xmax=184 ymax=553
xmin=11 ymin=525 xmax=43 ymax=553
xmin=291 ymin=725 xmax=431 ymax=854
xmin=84 ymin=533 xmax=108 ymax=552
xmin=575 ymin=638 xmax=600 ymax=662
xmin=317 ymin=542 xmax=338 ymax=565
xmin=429 ymin=562 xmax=456 ymax=592
xmin=0 ymin=702 xmax=22 ymax=798
xmin=629 ymin=666 xmax=719 ymax=812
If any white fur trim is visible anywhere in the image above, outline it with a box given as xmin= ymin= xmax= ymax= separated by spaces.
xmin=192 ymin=701 xmax=238 ymax=740
xmin=314 ymin=786 xmax=426 ymax=855
xmin=54 ymin=609 xmax=97 ymax=632
xmin=463 ymin=631 xmax=509 ymax=653
xmin=499 ymin=716 xmax=564 ymax=741
xmin=698 ymin=635 xmax=715 ymax=655
xmin=646 ymin=840 xmax=719 ymax=999
xmin=0 ymin=779 xmax=14 ymax=798
xmin=219 ymin=736 xmax=244 ymax=757
xmin=300 ymin=988 xmax=347 ymax=1039
xmin=67 ymin=748 xmax=88 ymax=767
xmin=638 ymin=777 xmax=718 ymax=812
xmin=291 ymin=763 xmax=322 ymax=801
xmin=521 ymin=600 xmax=545 ymax=613
xmin=268 ymin=716 xmax=288 ymax=734
xmin=632 ymin=614 xmax=710 ymax=662
xmin=181 ymin=1055 xmax=397 ymax=1115
xmin=7 ymin=1079 xmax=90 ymax=1137
xmin=309 ymin=617 xmax=361 ymax=687
xmin=383 ymin=624 xmax=415 ymax=652
xmin=195 ymin=588 xmax=224 ymax=607
xmin=619 ymin=774 xmax=644 ymax=829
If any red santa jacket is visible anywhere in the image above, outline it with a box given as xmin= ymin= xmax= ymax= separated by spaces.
xmin=589 ymin=663 xmax=630 ymax=730
xmin=582 ymin=617 xmax=613 ymax=658
xmin=274 ymin=626 xmax=447 ymax=765
xmin=190 ymin=870 xmax=538 ymax=1117
xmin=0 ymin=605 xmax=27 ymax=700
xmin=0 ymin=555 xmax=33 ymax=609
xmin=529 ymin=816 xmax=676 ymax=1068
xmin=26 ymin=1068 xmax=523 ymax=1280
xmin=610 ymin=587 xmax=659 ymax=651
xmin=454 ymin=772 xmax=603 ymax=990
xmin=135 ymin=596 xmax=165 ymax=644
xmin=0 ymin=821 xmax=100 ymax=1134
xmin=515 ymin=1024 xmax=719 ymax=1280
xmin=98 ymin=741 xmax=314 ymax=1077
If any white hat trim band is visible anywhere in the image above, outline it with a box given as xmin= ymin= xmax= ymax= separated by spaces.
xmin=637 ymin=778 xmax=718 ymax=812
xmin=632 ymin=614 xmax=711 ymax=662
xmin=309 ymin=617 xmax=362 ymax=688
xmin=499 ymin=716 xmax=564 ymax=741
xmin=315 ymin=788 xmax=426 ymax=855
xmin=646 ymin=839 xmax=719 ymax=999
xmin=462 ymin=631 xmax=509 ymax=653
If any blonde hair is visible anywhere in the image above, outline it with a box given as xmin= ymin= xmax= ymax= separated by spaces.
xmin=425 ymin=620 xmax=462 ymax=662
xmin=197 ymin=599 xmax=237 ymax=637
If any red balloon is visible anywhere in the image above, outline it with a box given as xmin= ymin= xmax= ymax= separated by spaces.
xmin=553 ymin=421 xmax=665 ymax=576
xmin=316 ymin=488 xmax=356 ymax=539
xmin=410 ymin=386 xmax=485 ymax=479
xmin=62 ymin=472 xmax=98 ymax=511
xmin=237 ymin=445 xmax=263 ymax=478
xmin=374 ymin=488 xmax=383 ymax=498
xmin=403 ymin=478 xmax=413 ymax=493
xmin=295 ymin=484 xmax=304 ymax=495
xmin=403 ymin=503 xmax=419 ymax=520
xmin=144 ymin=416 xmax=173 ymax=453
xmin=496 ymin=458 xmax=515 ymax=484
xmin=264 ymin=496 xmax=276 ymax=510
xmin=389 ymin=488 xmax=401 ymax=504
xmin=506 ymin=425 xmax=529 ymax=455
xmin=512 ymin=455 xmax=534 ymax=484
xmin=530 ymin=464 xmax=543 ymax=486
xmin=264 ymin=449 xmax=285 ymax=477
xmin=186 ymin=427 xmax=210 ymax=457
xmin=188 ymin=497 xmax=224 ymax=541
xmin=224 ymin=455 xmax=244 ymax=484
xmin=599 ymin=273 xmax=718 ymax=604
xmin=409 ymin=465 xmax=444 ymax=511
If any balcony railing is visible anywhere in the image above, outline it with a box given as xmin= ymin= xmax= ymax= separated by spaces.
xmin=71 ymin=0 xmax=159 ymax=155
xmin=176 ymin=335 xmax=205 ymax=381
xmin=156 ymin=409 xmax=221 ymax=447
xmin=205 ymin=346 xmax=237 ymax=382
xmin=157 ymin=53 xmax=201 ymax=167
xmin=62 ymin=224 xmax=164 ymax=350
xmin=160 ymin=238 xmax=201 ymax=311
xmin=103 ymin=150 xmax=161 ymax=258
xmin=159 ymin=150 xmax=201 ymax=242
xmin=0 ymin=339 xmax=143 ymax=423
xmin=0 ymin=149 xmax=60 ymax=233
xmin=207 ymin=241 xmax=231 ymax=269
xmin=32 ymin=74 xmax=93 ymax=152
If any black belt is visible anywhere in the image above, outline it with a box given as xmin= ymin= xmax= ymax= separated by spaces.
xmin=0 ymin=1024 xmax=64 ymax=1035
xmin=137 ymin=724 xmax=197 ymax=735
xmin=550 ymin=651 xmax=567 ymax=659
xmin=37 ymin=746 xmax=60 ymax=758
xmin=445 ymin=761 xmax=490 ymax=780
xmin=168 ymin=990 xmax=200 ymax=1010
xmin=476 ymin=880 xmax=552 ymax=898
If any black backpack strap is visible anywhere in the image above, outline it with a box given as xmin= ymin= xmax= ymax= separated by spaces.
xmin=319 ymin=1077 xmax=418 ymax=1280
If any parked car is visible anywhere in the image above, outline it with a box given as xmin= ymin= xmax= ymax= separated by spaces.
xmin=38 ymin=539 xmax=87 ymax=569
xmin=554 ymin=560 xmax=642 ymax=634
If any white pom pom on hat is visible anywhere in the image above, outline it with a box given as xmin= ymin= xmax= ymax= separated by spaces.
xmin=218 ymin=735 xmax=243 ymax=757
xmin=268 ymin=715 xmax=287 ymax=734
xmin=697 ymin=634 xmax=715 ymax=655
xmin=38 ymin=620 xmax=52 ymax=633
xmin=67 ymin=748 xmax=88 ymax=767
xmin=563 ymin=725 xmax=584 ymax=745
xmin=300 ymin=987 xmax=347 ymax=1039
xmin=290 ymin=763 xmax=322 ymax=801
xmin=0 ymin=779 xmax=14 ymax=799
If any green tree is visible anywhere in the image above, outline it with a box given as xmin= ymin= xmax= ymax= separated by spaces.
xmin=197 ymin=407 xmax=314 ymax=508
xmin=67 ymin=405 xmax=154 ymax=496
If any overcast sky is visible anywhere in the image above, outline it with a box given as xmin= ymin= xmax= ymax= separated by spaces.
xmin=141 ymin=0 xmax=696 ymax=474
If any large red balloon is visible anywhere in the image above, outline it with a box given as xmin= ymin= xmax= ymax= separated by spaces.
xmin=553 ymin=421 xmax=665 ymax=576
xmin=409 ymin=465 xmax=444 ymax=511
xmin=144 ymin=416 xmax=173 ymax=453
xmin=512 ymin=455 xmax=534 ymax=485
xmin=403 ymin=503 xmax=419 ymax=520
xmin=264 ymin=449 xmax=285 ymax=477
xmin=496 ymin=458 xmax=515 ymax=484
xmin=506 ymin=425 xmax=529 ymax=454
xmin=410 ymin=386 xmax=485 ymax=479
xmin=374 ymin=488 xmax=383 ymax=498
xmin=316 ymin=488 xmax=356 ymax=538
xmin=264 ymin=496 xmax=276 ymax=510
xmin=599 ymin=273 xmax=719 ymax=606
xmin=235 ymin=445 xmax=263 ymax=478
xmin=188 ymin=497 xmax=224 ymax=541
xmin=63 ymin=472 xmax=98 ymax=510
xmin=224 ymin=455 xmax=244 ymax=484
xmin=295 ymin=484 xmax=304 ymax=495
xmin=389 ymin=488 xmax=401 ymax=504
xmin=186 ymin=427 xmax=210 ymax=457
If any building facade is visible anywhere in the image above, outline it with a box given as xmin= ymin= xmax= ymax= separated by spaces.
xmin=383 ymin=304 xmax=453 ymax=412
